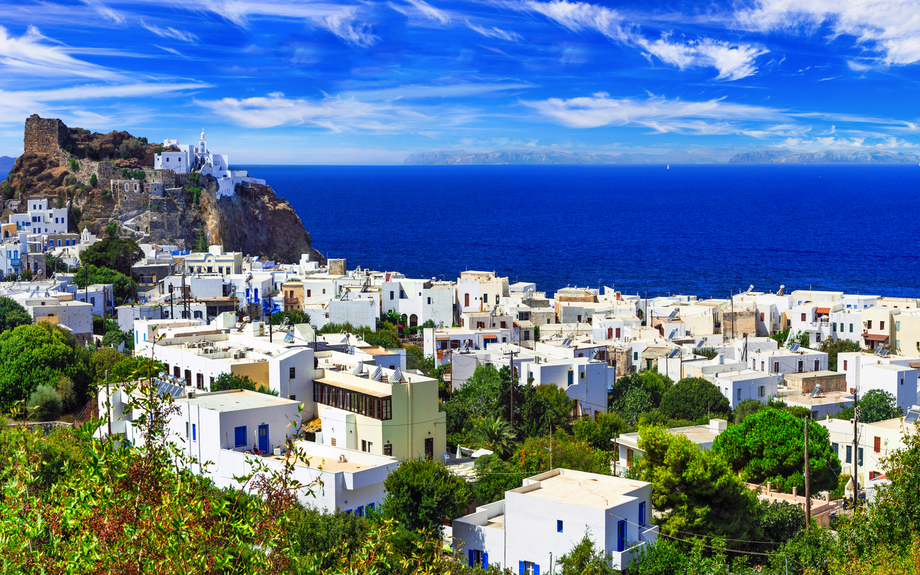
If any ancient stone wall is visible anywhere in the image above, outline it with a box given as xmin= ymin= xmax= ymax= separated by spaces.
xmin=722 ymin=308 xmax=757 ymax=339
xmin=24 ymin=114 xmax=69 ymax=156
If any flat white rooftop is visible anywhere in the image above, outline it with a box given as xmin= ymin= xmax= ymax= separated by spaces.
xmin=180 ymin=389 xmax=298 ymax=412
xmin=509 ymin=468 xmax=646 ymax=510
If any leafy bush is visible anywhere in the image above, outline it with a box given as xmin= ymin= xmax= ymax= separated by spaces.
xmin=659 ymin=377 xmax=731 ymax=421
xmin=89 ymin=173 xmax=98 ymax=188
xmin=27 ymin=384 xmax=63 ymax=421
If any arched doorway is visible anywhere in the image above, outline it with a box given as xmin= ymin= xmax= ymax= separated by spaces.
xmin=409 ymin=314 xmax=418 ymax=327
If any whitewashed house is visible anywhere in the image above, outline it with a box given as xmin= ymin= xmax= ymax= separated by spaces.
xmin=453 ymin=469 xmax=658 ymax=572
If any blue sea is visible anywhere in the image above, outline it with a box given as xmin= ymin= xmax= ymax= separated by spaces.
xmin=237 ymin=164 xmax=920 ymax=299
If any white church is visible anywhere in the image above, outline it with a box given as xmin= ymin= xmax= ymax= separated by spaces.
xmin=153 ymin=129 xmax=265 ymax=198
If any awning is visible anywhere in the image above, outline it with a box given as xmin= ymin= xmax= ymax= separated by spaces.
xmin=909 ymin=361 xmax=920 ymax=368
xmin=864 ymin=334 xmax=889 ymax=342
xmin=815 ymin=307 xmax=831 ymax=315
xmin=482 ymin=334 xmax=498 ymax=340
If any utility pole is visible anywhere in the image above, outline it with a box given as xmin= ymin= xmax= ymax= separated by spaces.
xmin=507 ymin=348 xmax=520 ymax=424
xmin=730 ymin=289 xmax=735 ymax=343
xmin=804 ymin=415 xmax=811 ymax=527
xmin=853 ymin=390 xmax=860 ymax=511
xmin=105 ymin=370 xmax=112 ymax=438
xmin=267 ymin=293 xmax=273 ymax=343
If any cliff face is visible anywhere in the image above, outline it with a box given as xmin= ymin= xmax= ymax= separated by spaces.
xmin=1 ymin=115 xmax=322 ymax=264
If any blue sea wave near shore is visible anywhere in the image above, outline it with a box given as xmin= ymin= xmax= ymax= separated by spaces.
xmin=237 ymin=164 xmax=920 ymax=298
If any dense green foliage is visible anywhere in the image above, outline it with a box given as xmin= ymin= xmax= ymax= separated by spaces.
xmin=269 ymin=309 xmax=311 ymax=326
xmin=857 ymin=388 xmax=902 ymax=423
xmin=733 ymin=398 xmax=766 ymax=424
xmin=211 ymin=372 xmax=277 ymax=395
xmin=573 ymin=411 xmax=627 ymax=450
xmin=634 ymin=425 xmax=759 ymax=543
xmin=0 ymin=324 xmax=92 ymax=413
xmin=659 ymin=377 xmax=732 ymax=421
xmin=318 ymin=321 xmax=402 ymax=349
xmin=556 ymin=534 xmax=618 ymax=575
xmin=713 ymin=408 xmax=840 ymax=493
xmin=26 ymin=384 xmax=63 ymax=421
xmin=73 ymin=264 xmax=137 ymax=302
xmin=382 ymin=458 xmax=470 ymax=532
xmin=78 ymin=236 xmax=144 ymax=277
xmin=0 ymin=297 xmax=32 ymax=333
xmin=45 ymin=253 xmax=69 ymax=274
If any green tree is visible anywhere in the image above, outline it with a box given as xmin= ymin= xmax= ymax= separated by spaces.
xmin=659 ymin=377 xmax=731 ymax=421
xmin=753 ymin=499 xmax=805 ymax=550
xmin=290 ymin=506 xmax=370 ymax=571
xmin=89 ymin=173 xmax=98 ymax=188
xmin=712 ymin=408 xmax=840 ymax=493
xmin=73 ymin=264 xmax=137 ymax=302
xmin=211 ymin=372 xmax=277 ymax=395
xmin=516 ymin=383 xmax=574 ymax=438
xmin=105 ymin=221 xmax=119 ymax=237
xmin=45 ymin=253 xmax=69 ymax=274
xmin=382 ymin=458 xmax=470 ymax=532
xmin=471 ymin=415 xmax=516 ymax=458
xmin=733 ymin=399 xmax=766 ymax=424
xmin=512 ymin=433 xmax=612 ymax=476
xmin=0 ymin=297 xmax=32 ymax=333
xmin=470 ymin=453 xmax=522 ymax=504
xmin=857 ymin=388 xmax=902 ymax=423
xmin=556 ymin=533 xmax=619 ymax=575
xmin=573 ymin=411 xmax=627 ymax=451
xmin=26 ymin=384 xmax=63 ymax=421
xmin=609 ymin=372 xmax=672 ymax=423
xmin=89 ymin=347 xmax=127 ymax=382
xmin=0 ymin=323 xmax=92 ymax=411
xmin=107 ymin=356 xmax=165 ymax=384
xmin=452 ymin=363 xmax=503 ymax=420
xmin=79 ymin=236 xmax=144 ymax=277
xmin=269 ymin=309 xmax=311 ymax=326
xmin=819 ymin=338 xmax=861 ymax=371
xmin=634 ymin=425 xmax=759 ymax=543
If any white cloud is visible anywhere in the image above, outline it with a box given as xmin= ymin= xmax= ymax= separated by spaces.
xmin=0 ymin=25 xmax=121 ymax=80
xmin=402 ymin=0 xmax=451 ymax=25
xmin=739 ymin=0 xmax=920 ymax=65
xmin=341 ymin=81 xmax=533 ymax=101
xmin=639 ymin=35 xmax=768 ymax=80
xmin=81 ymin=0 xmax=125 ymax=24
xmin=197 ymin=92 xmax=425 ymax=131
xmin=521 ymin=92 xmax=784 ymax=134
xmin=141 ymin=20 xmax=199 ymax=43
xmin=467 ymin=21 xmax=523 ymax=42
xmin=315 ymin=11 xmax=377 ymax=47
xmin=847 ymin=59 xmax=873 ymax=72
xmin=523 ymin=0 xmax=629 ymax=42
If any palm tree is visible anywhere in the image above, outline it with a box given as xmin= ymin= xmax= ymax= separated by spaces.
xmin=472 ymin=415 xmax=516 ymax=458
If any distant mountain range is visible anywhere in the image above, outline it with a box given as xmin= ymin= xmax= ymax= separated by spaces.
xmin=0 ymin=156 xmax=16 ymax=177
xmin=405 ymin=149 xmax=920 ymax=165
xmin=403 ymin=149 xmax=735 ymax=165
xmin=729 ymin=150 xmax=920 ymax=163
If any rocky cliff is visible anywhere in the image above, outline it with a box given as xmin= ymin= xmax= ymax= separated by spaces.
xmin=1 ymin=115 xmax=322 ymax=264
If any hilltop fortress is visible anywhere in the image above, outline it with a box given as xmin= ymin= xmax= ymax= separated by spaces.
xmin=2 ymin=115 xmax=321 ymax=263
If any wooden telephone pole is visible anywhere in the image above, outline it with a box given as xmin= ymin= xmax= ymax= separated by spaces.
xmin=804 ymin=415 xmax=811 ymax=527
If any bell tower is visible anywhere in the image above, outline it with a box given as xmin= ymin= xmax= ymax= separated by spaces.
xmin=198 ymin=128 xmax=207 ymax=155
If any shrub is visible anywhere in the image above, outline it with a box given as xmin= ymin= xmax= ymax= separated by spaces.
xmin=27 ymin=384 xmax=63 ymax=421
xmin=89 ymin=173 xmax=98 ymax=188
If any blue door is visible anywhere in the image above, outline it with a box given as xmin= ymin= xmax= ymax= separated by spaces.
xmin=639 ymin=501 xmax=646 ymax=527
xmin=258 ymin=424 xmax=269 ymax=453
xmin=617 ymin=520 xmax=626 ymax=552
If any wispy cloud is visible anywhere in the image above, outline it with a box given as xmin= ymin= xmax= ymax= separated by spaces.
xmin=141 ymin=20 xmax=198 ymax=43
xmin=0 ymin=25 xmax=121 ymax=80
xmin=639 ymin=35 xmax=768 ymax=81
xmin=467 ymin=21 xmax=523 ymax=42
xmin=738 ymin=0 xmax=920 ymax=65
xmin=523 ymin=0 xmax=630 ymax=42
xmin=80 ymin=0 xmax=125 ymax=24
xmin=401 ymin=0 xmax=451 ymax=25
xmin=315 ymin=10 xmax=377 ymax=47
xmin=522 ymin=92 xmax=784 ymax=134
xmin=341 ymin=81 xmax=533 ymax=101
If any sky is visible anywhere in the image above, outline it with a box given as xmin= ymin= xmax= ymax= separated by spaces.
xmin=1 ymin=0 xmax=920 ymax=164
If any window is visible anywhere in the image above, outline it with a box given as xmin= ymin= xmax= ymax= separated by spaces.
xmin=464 ymin=294 xmax=470 ymax=307
xmin=849 ymin=323 xmax=853 ymax=333
xmin=874 ymin=436 xmax=882 ymax=453
xmin=307 ymin=289 xmax=311 ymax=298
xmin=314 ymin=381 xmax=393 ymax=420
xmin=356 ymin=506 xmax=364 ymax=518
xmin=235 ymin=426 xmax=247 ymax=447
xmin=196 ymin=373 xmax=204 ymax=388
xmin=832 ymin=442 xmax=839 ymax=456
xmin=519 ymin=561 xmax=538 ymax=575
xmin=390 ymin=291 xmax=394 ymax=300
xmin=192 ymin=423 xmax=196 ymax=441
xmin=639 ymin=501 xmax=646 ymax=527
xmin=617 ymin=520 xmax=626 ymax=552
xmin=868 ymin=320 xmax=872 ymax=329
xmin=580 ymin=370 xmax=585 ymax=380
xmin=737 ymin=388 xmax=742 ymax=401
xmin=759 ymin=385 xmax=765 ymax=397
xmin=500 ymin=321 xmax=507 ymax=329
xmin=384 ymin=443 xmax=393 ymax=456
xmin=881 ymin=321 xmax=885 ymax=330
xmin=557 ymin=520 xmax=563 ymax=533
xmin=186 ymin=422 xmax=189 ymax=438
xmin=289 ymin=367 xmax=296 ymax=379
xmin=633 ymin=351 xmax=638 ymax=361
xmin=362 ymin=440 xmax=367 ymax=452
xmin=798 ymin=360 xmax=803 ymax=372
xmin=567 ymin=370 xmax=574 ymax=387
xmin=897 ymin=321 xmax=901 ymax=331
xmin=760 ymin=312 xmax=765 ymax=321
xmin=846 ymin=445 xmax=852 ymax=463
xmin=844 ymin=360 xmax=848 ymax=370
xmin=814 ymin=360 xmax=820 ymax=371
xmin=483 ymin=294 xmax=488 ymax=304
xmin=427 ymin=297 xmax=432 ymax=305
xmin=801 ymin=313 xmax=806 ymax=321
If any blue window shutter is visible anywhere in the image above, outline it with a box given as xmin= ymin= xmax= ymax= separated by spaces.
xmin=534 ymin=564 xmax=540 ymax=575
xmin=519 ymin=561 xmax=525 ymax=575
xmin=482 ymin=552 xmax=488 ymax=568
xmin=639 ymin=501 xmax=646 ymax=527
xmin=617 ymin=520 xmax=626 ymax=552
xmin=468 ymin=550 xmax=474 ymax=568
xmin=192 ymin=424 xmax=196 ymax=441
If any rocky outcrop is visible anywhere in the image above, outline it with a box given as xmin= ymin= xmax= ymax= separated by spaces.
xmin=1 ymin=115 xmax=322 ymax=264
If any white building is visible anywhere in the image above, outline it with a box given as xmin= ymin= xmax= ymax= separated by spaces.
xmin=860 ymin=363 xmax=917 ymax=414
xmin=747 ymin=347 xmax=828 ymax=377
xmin=713 ymin=370 xmax=779 ymax=408
xmin=24 ymin=297 xmax=93 ymax=344
xmin=154 ymin=130 xmax=266 ymax=198
xmin=819 ymin=412 xmax=919 ymax=488
xmin=8 ymin=198 xmax=68 ymax=236
xmin=458 ymin=271 xmax=509 ymax=314
xmin=453 ymin=469 xmax=657 ymax=572
xmin=381 ymin=276 xmax=454 ymax=328
xmin=100 ymin=385 xmax=398 ymax=512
